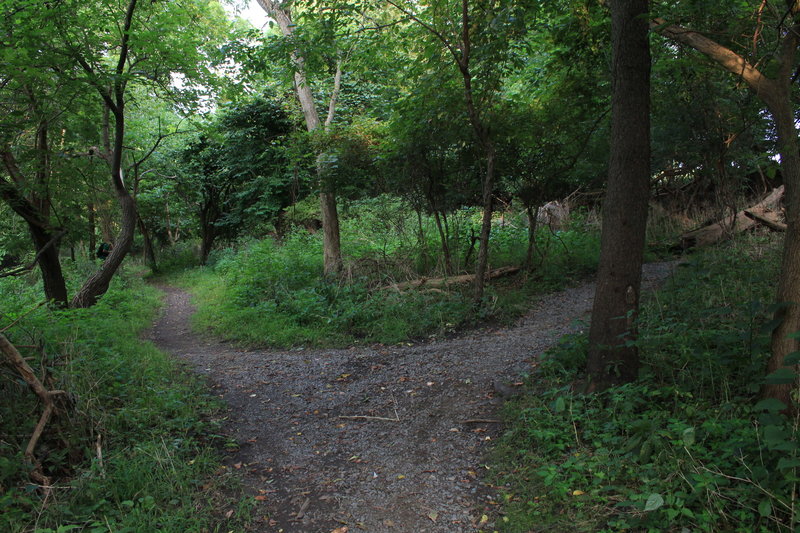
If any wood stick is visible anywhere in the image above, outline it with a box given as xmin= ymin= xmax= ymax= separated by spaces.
xmin=339 ymin=415 xmax=400 ymax=422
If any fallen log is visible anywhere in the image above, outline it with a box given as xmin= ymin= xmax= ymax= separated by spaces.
xmin=678 ymin=186 xmax=784 ymax=249
xmin=744 ymin=209 xmax=787 ymax=232
xmin=386 ymin=266 xmax=520 ymax=291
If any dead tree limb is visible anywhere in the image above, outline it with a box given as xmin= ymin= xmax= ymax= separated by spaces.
xmin=744 ymin=209 xmax=787 ymax=231
xmin=0 ymin=333 xmax=65 ymax=488
xmin=678 ymin=186 xmax=784 ymax=249
xmin=385 ymin=266 xmax=520 ymax=291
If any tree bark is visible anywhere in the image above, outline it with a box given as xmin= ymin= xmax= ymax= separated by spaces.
xmin=257 ymin=0 xmax=343 ymax=275
xmin=524 ymin=204 xmax=540 ymax=271
xmin=0 ymin=151 xmax=68 ymax=306
xmin=137 ymin=214 xmax=157 ymax=270
xmin=71 ymin=0 xmax=139 ymax=308
xmin=651 ymin=15 xmax=800 ymax=408
xmin=586 ymin=0 xmax=651 ymax=391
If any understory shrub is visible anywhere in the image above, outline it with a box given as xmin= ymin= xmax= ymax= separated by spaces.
xmin=492 ymin=234 xmax=798 ymax=532
xmin=178 ymin=204 xmax=601 ymax=348
xmin=0 ymin=267 xmax=239 ymax=532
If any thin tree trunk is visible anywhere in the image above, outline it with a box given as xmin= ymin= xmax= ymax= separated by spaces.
xmin=473 ymin=144 xmax=495 ymax=304
xmin=87 ymin=202 xmax=96 ymax=258
xmin=524 ymin=204 xmax=540 ymax=271
xmin=416 ymin=207 xmax=428 ymax=271
xmin=137 ymin=214 xmax=157 ymax=270
xmin=433 ymin=210 xmax=453 ymax=275
xmin=257 ymin=0 xmax=343 ymax=275
xmin=71 ymin=0 xmax=139 ymax=308
xmin=586 ymin=0 xmax=651 ymax=391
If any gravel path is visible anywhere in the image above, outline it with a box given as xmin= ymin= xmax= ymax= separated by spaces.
xmin=148 ymin=262 xmax=679 ymax=532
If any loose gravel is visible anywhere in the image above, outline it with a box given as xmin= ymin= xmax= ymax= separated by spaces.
xmin=148 ymin=261 xmax=680 ymax=532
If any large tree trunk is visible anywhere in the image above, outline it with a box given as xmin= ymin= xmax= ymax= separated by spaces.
xmin=257 ymin=0 xmax=343 ymax=275
xmin=651 ymin=15 xmax=800 ymax=408
xmin=29 ymin=224 xmax=68 ymax=305
xmin=71 ymin=191 xmax=135 ymax=308
xmin=586 ymin=0 xmax=651 ymax=391
xmin=765 ymin=95 xmax=800 ymax=408
xmin=0 ymin=151 xmax=68 ymax=307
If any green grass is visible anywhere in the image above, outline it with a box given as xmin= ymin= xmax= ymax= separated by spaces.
xmin=169 ymin=202 xmax=601 ymax=348
xmin=490 ymin=233 xmax=798 ymax=532
xmin=0 ymin=265 xmax=246 ymax=532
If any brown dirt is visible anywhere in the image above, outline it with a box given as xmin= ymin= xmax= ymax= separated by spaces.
xmin=147 ymin=262 xmax=679 ymax=532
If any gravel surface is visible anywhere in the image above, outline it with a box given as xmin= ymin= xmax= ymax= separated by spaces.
xmin=148 ymin=261 xmax=680 ymax=533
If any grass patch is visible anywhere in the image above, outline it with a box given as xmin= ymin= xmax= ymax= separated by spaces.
xmin=170 ymin=204 xmax=601 ymax=348
xmin=491 ymin=234 xmax=798 ymax=532
xmin=0 ymin=267 xmax=245 ymax=532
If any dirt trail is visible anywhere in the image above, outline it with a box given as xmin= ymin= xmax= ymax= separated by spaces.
xmin=148 ymin=262 xmax=678 ymax=532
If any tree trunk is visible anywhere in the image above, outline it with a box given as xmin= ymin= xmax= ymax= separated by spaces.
xmin=71 ymin=0 xmax=139 ymax=308
xmin=416 ymin=207 xmax=428 ymax=271
xmin=524 ymin=204 xmax=540 ymax=271
xmin=320 ymin=190 xmax=341 ymax=276
xmin=256 ymin=0 xmax=343 ymax=275
xmin=199 ymin=212 xmax=216 ymax=266
xmin=0 ymin=151 xmax=68 ymax=307
xmin=473 ymin=143 xmax=495 ymax=304
xmin=765 ymin=96 xmax=800 ymax=408
xmin=651 ymin=15 xmax=800 ymax=408
xmin=586 ymin=0 xmax=651 ymax=391
xmin=137 ymin=214 xmax=157 ymax=270
xmin=29 ymin=224 xmax=68 ymax=306
xmin=87 ymin=202 xmax=96 ymax=259
xmin=71 ymin=192 xmax=135 ymax=308
xmin=433 ymin=210 xmax=453 ymax=275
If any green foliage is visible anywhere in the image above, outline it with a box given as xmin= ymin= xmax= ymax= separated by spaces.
xmin=0 ymin=271 xmax=239 ymax=532
xmin=179 ymin=230 xmax=473 ymax=346
xmin=492 ymin=234 xmax=798 ymax=532
xmin=174 ymin=198 xmax=600 ymax=347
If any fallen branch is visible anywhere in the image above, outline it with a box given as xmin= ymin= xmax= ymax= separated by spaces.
xmin=0 ymin=333 xmax=64 ymax=489
xmin=678 ymin=186 xmax=784 ymax=249
xmin=386 ymin=266 xmax=520 ymax=291
xmin=744 ymin=209 xmax=787 ymax=231
xmin=339 ymin=414 xmax=400 ymax=422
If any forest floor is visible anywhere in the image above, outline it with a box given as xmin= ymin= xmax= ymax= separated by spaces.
xmin=148 ymin=262 xmax=679 ymax=533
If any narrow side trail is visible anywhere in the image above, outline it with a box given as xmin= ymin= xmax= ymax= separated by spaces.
xmin=148 ymin=262 xmax=678 ymax=532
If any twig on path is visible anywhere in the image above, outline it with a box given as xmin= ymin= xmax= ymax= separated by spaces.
xmin=340 ymin=393 xmax=401 ymax=422
xmin=339 ymin=414 xmax=400 ymax=422
xmin=295 ymin=497 xmax=311 ymax=520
